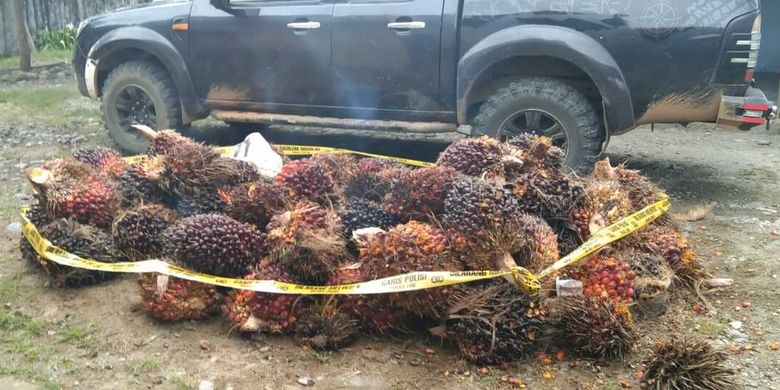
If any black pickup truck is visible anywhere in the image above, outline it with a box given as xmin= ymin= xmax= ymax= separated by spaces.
xmin=73 ymin=0 xmax=775 ymax=171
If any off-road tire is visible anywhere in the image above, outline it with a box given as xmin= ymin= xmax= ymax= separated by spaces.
xmin=101 ymin=61 xmax=182 ymax=154
xmin=472 ymin=77 xmax=604 ymax=173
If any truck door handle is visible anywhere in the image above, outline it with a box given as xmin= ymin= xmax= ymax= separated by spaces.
xmin=287 ymin=21 xmax=320 ymax=30
xmin=387 ymin=21 xmax=426 ymax=30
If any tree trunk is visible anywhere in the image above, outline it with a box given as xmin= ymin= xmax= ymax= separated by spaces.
xmin=12 ymin=0 xmax=33 ymax=72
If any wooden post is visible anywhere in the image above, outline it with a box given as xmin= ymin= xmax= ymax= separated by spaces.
xmin=12 ymin=0 xmax=33 ymax=72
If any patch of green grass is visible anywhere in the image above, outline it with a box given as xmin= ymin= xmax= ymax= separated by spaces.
xmin=0 ymin=49 xmax=71 ymax=69
xmin=126 ymin=359 xmax=159 ymax=376
xmin=474 ymin=368 xmax=501 ymax=389
xmin=309 ymin=349 xmax=330 ymax=364
xmin=0 ymin=363 xmax=60 ymax=389
xmin=168 ymin=373 xmax=195 ymax=390
xmin=686 ymin=316 xmax=727 ymax=337
xmin=0 ymin=277 xmax=25 ymax=303
xmin=0 ymin=86 xmax=75 ymax=111
xmin=57 ymin=322 xmax=97 ymax=350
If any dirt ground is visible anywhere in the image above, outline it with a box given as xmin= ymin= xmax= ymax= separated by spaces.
xmin=1 ymin=67 xmax=780 ymax=390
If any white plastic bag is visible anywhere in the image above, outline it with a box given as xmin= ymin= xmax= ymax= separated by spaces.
xmin=231 ymin=132 xmax=283 ymax=179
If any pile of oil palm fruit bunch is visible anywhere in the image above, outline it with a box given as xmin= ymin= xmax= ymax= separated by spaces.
xmin=19 ymin=130 xmax=735 ymax=386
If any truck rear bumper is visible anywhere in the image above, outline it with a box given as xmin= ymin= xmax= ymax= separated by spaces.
xmin=717 ymin=86 xmax=776 ymax=130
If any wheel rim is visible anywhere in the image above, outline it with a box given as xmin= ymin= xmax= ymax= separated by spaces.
xmin=498 ymin=109 xmax=568 ymax=150
xmin=114 ymin=84 xmax=158 ymax=139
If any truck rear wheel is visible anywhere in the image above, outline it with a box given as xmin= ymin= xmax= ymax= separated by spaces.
xmin=101 ymin=61 xmax=183 ymax=154
xmin=472 ymin=77 xmax=604 ymax=173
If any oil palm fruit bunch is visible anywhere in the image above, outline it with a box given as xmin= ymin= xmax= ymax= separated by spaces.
xmin=117 ymin=158 xmax=167 ymax=206
xmin=163 ymin=214 xmax=266 ymax=277
xmin=112 ymin=205 xmax=178 ymax=259
xmin=174 ymin=186 xmax=230 ymax=216
xmin=27 ymin=159 xmax=120 ymax=228
xmin=275 ymin=159 xmax=337 ymax=206
xmin=327 ymin=263 xmax=405 ymax=334
xmin=138 ymin=273 xmax=221 ymax=322
xmin=382 ymin=166 xmax=461 ymax=221
xmin=38 ymin=218 xmax=125 ymax=287
xmin=570 ymin=178 xmax=633 ymax=240
xmin=646 ymin=225 xmax=708 ymax=286
xmin=308 ymin=153 xmax=358 ymax=187
xmin=340 ymin=199 xmax=399 ymax=238
xmin=443 ymin=281 xmax=545 ymax=365
xmin=222 ymin=260 xmax=304 ymax=334
xmin=359 ymin=221 xmax=461 ymax=318
xmin=572 ymin=255 xmax=636 ymax=304
xmin=73 ymin=146 xmax=128 ymax=179
xmin=266 ymin=201 xmax=345 ymax=284
xmin=442 ymin=177 xmax=559 ymax=273
xmin=642 ymin=336 xmax=738 ymax=390
xmin=437 ymin=136 xmax=506 ymax=176
xmin=551 ymin=297 xmax=637 ymax=359
xmin=219 ymin=181 xmax=289 ymax=228
xmin=509 ymin=169 xmax=585 ymax=219
xmin=295 ymin=301 xmax=360 ymax=351
xmin=345 ymin=159 xmax=408 ymax=203
xmin=507 ymin=134 xmax=565 ymax=172
xmin=591 ymin=159 xmax=667 ymax=209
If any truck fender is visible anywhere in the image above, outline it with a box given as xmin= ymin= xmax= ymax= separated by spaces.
xmin=88 ymin=26 xmax=206 ymax=122
xmin=457 ymin=25 xmax=635 ymax=134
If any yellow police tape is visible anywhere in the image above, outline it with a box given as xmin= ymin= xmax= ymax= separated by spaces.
xmin=20 ymin=196 xmax=670 ymax=295
xmin=123 ymin=144 xmax=436 ymax=168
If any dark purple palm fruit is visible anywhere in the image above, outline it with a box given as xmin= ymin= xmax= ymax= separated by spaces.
xmin=443 ymin=281 xmax=545 ymax=365
xmin=38 ymin=218 xmax=126 ymax=287
xmin=117 ymin=157 xmax=168 ymax=206
xmin=112 ymin=204 xmax=178 ymax=259
xmin=163 ymin=214 xmax=266 ymax=277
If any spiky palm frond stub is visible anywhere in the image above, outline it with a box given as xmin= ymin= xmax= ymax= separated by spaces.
xmin=444 ymin=282 xmax=545 ymax=365
xmin=275 ymin=159 xmax=337 ymax=206
xmin=552 ymin=297 xmax=637 ymax=359
xmin=73 ymin=146 xmax=128 ymax=178
xmin=222 ymin=261 xmax=304 ymax=334
xmin=642 ymin=337 xmax=738 ymax=390
xmin=138 ymin=273 xmax=221 ymax=322
xmin=219 ymin=181 xmax=289 ymax=228
xmin=382 ymin=166 xmax=461 ymax=221
xmin=163 ymin=214 xmax=266 ymax=277
xmin=510 ymin=169 xmax=585 ymax=219
xmin=38 ymin=219 xmax=125 ymax=287
xmin=112 ymin=205 xmax=178 ymax=259
xmin=359 ymin=221 xmax=461 ymax=318
xmin=507 ymin=134 xmax=565 ymax=172
xmin=437 ymin=136 xmax=507 ymax=176
xmin=295 ymin=303 xmax=360 ymax=351
xmin=308 ymin=153 xmax=358 ymax=188
xmin=266 ymin=201 xmax=346 ymax=284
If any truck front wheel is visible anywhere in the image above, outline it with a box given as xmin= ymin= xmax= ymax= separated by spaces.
xmin=101 ymin=61 xmax=183 ymax=154
xmin=471 ymin=77 xmax=604 ymax=173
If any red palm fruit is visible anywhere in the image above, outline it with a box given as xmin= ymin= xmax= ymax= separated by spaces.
xmin=138 ymin=273 xmax=221 ymax=322
xmin=571 ymin=255 xmax=636 ymax=304
xmin=73 ymin=146 xmax=128 ymax=178
xmin=359 ymin=221 xmax=461 ymax=319
xmin=275 ymin=159 xmax=337 ymax=205
xmin=437 ymin=136 xmax=506 ymax=176
xmin=222 ymin=260 xmax=304 ymax=334
xmin=382 ymin=166 xmax=461 ymax=221
xmin=27 ymin=160 xmax=120 ymax=228
xmin=219 ymin=181 xmax=289 ymax=228
xmin=266 ymin=201 xmax=346 ymax=284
